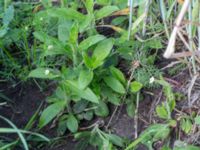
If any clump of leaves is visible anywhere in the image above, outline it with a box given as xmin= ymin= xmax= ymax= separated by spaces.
xmin=126 ymin=77 xmax=176 ymax=150
xmin=27 ymin=0 xmax=133 ymax=141
xmin=75 ymin=126 xmax=124 ymax=149
xmin=155 ymin=77 xmax=176 ymax=120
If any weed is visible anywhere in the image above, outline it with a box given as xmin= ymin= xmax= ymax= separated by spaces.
xmin=0 ymin=0 xmax=200 ymax=149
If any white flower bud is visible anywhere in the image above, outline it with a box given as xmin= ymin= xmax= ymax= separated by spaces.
xmin=45 ymin=69 xmax=50 ymax=75
xmin=25 ymin=26 xmax=28 ymax=31
xmin=48 ymin=45 xmax=53 ymax=50
xmin=149 ymin=77 xmax=155 ymax=84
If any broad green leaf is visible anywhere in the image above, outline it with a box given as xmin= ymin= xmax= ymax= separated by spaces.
xmin=180 ymin=119 xmax=192 ymax=134
xmin=74 ymin=131 xmax=91 ymax=139
xmin=73 ymin=100 xmax=88 ymax=113
xmin=156 ymin=105 xmax=168 ymax=119
xmin=104 ymin=77 xmax=125 ymax=94
xmin=57 ymin=120 xmax=68 ymax=136
xmin=84 ymin=0 xmax=94 ymax=14
xmin=96 ymin=0 xmax=111 ymax=5
xmin=34 ymin=31 xmax=71 ymax=56
xmin=95 ymin=6 xmax=119 ymax=20
xmin=33 ymin=31 xmax=47 ymax=42
xmin=81 ymin=88 xmax=99 ymax=103
xmin=106 ymin=134 xmax=124 ymax=147
xmin=103 ymin=89 xmax=121 ymax=105
xmin=110 ymin=67 xmax=126 ymax=84
xmin=130 ymin=81 xmax=143 ymax=93
xmin=79 ymin=34 xmax=105 ymax=51
xmin=94 ymin=101 xmax=109 ymax=117
xmin=91 ymin=38 xmax=114 ymax=69
xmin=79 ymin=14 xmax=94 ymax=32
xmin=67 ymin=114 xmax=78 ymax=133
xmin=28 ymin=68 xmax=60 ymax=79
xmin=78 ymin=69 xmax=93 ymax=89
xmin=92 ymin=38 xmax=113 ymax=62
xmin=69 ymin=22 xmax=79 ymax=45
xmin=3 ymin=5 xmax=14 ymax=26
xmin=83 ymin=52 xmax=94 ymax=69
xmin=47 ymin=8 xmax=85 ymax=21
xmin=126 ymin=100 xmax=135 ymax=118
xmin=194 ymin=116 xmax=200 ymax=125
xmin=145 ymin=39 xmax=163 ymax=49
xmin=0 ymin=28 xmax=8 ymax=38
xmin=58 ymin=21 xmax=72 ymax=43
xmin=153 ymin=126 xmax=170 ymax=141
xmin=66 ymin=81 xmax=99 ymax=103
xmin=83 ymin=111 xmax=93 ymax=121
xmin=39 ymin=101 xmax=66 ymax=128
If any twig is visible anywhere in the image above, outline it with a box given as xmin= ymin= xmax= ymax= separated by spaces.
xmin=161 ymin=61 xmax=181 ymax=70
xmin=0 ymin=102 xmax=7 ymax=106
xmin=134 ymin=92 xmax=140 ymax=139
xmin=188 ymin=74 xmax=198 ymax=107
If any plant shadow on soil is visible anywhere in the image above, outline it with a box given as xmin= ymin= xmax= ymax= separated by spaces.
xmin=0 ymin=82 xmax=154 ymax=150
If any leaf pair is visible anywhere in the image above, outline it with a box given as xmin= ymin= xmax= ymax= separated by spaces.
xmin=82 ymin=38 xmax=114 ymax=70
xmin=66 ymin=80 xmax=99 ymax=104
xmin=0 ymin=5 xmax=14 ymax=38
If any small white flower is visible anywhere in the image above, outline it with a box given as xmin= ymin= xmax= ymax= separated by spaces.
xmin=40 ymin=17 xmax=43 ymax=21
xmin=48 ymin=45 xmax=53 ymax=50
xmin=149 ymin=77 xmax=155 ymax=84
xmin=45 ymin=69 xmax=50 ymax=75
xmin=25 ymin=26 xmax=28 ymax=31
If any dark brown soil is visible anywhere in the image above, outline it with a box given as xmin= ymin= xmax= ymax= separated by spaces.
xmin=0 ymin=84 xmax=45 ymax=128
xmin=0 ymin=68 xmax=195 ymax=150
xmin=0 ymin=82 xmax=151 ymax=150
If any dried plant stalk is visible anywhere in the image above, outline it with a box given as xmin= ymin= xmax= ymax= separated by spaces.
xmin=164 ymin=0 xmax=191 ymax=58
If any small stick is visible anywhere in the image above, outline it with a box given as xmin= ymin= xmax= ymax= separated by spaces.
xmin=188 ymin=74 xmax=198 ymax=107
xmin=134 ymin=92 xmax=140 ymax=138
xmin=105 ymin=61 xmax=139 ymax=130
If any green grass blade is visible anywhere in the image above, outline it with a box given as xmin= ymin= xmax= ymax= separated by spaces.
xmin=0 ymin=115 xmax=29 ymax=150
xmin=0 ymin=128 xmax=49 ymax=142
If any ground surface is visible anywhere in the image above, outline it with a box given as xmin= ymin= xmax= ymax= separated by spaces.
xmin=0 ymin=68 xmax=200 ymax=150
xmin=0 ymin=82 xmax=151 ymax=150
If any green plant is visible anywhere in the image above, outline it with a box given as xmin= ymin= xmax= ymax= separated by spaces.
xmin=75 ymin=126 xmax=124 ymax=149
xmin=1 ymin=0 xmax=200 ymax=149
xmin=0 ymin=115 xmax=49 ymax=150
xmin=155 ymin=77 xmax=176 ymax=120
xmin=0 ymin=1 xmax=38 ymax=81
xmin=125 ymin=123 xmax=173 ymax=150
xmin=125 ymin=77 xmax=177 ymax=150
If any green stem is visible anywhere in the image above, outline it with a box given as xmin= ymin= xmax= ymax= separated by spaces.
xmin=188 ymin=2 xmax=197 ymax=74
xmin=23 ymin=32 xmax=31 ymax=68
xmin=128 ymin=0 xmax=133 ymax=40
xmin=71 ymin=45 xmax=77 ymax=67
